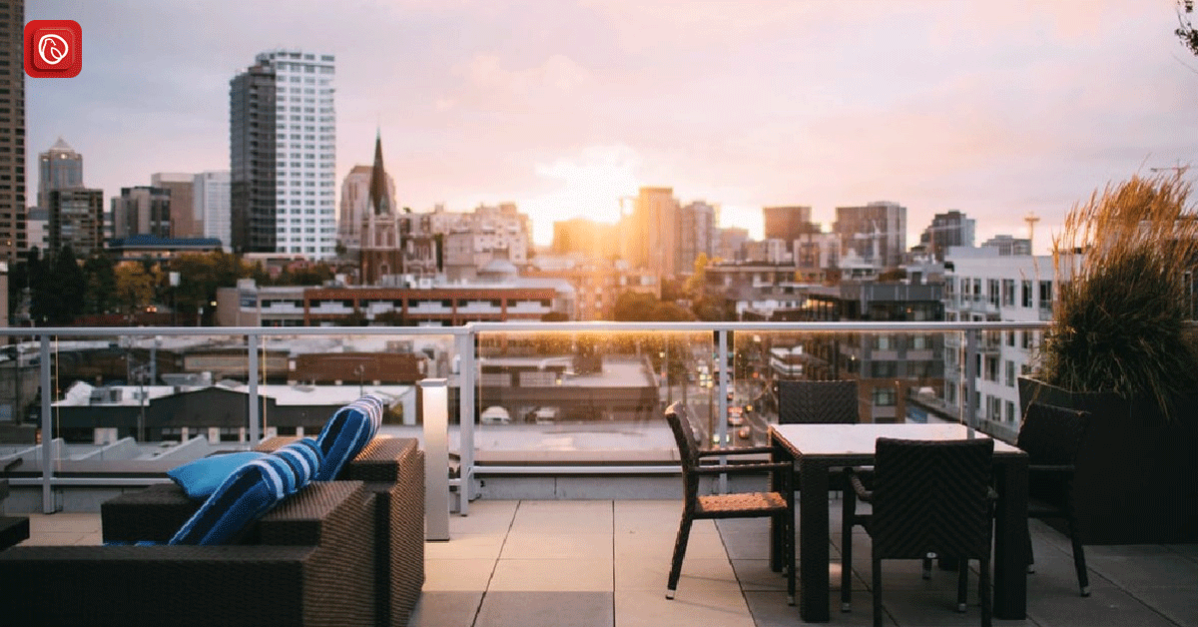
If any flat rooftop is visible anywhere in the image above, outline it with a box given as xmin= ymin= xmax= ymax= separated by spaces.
xmin=18 ymin=500 xmax=1196 ymax=626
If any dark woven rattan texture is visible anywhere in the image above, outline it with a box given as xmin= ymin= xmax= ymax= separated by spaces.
xmin=0 ymin=481 xmax=375 ymax=627
xmin=665 ymin=402 xmax=793 ymax=600
xmin=1018 ymin=403 xmax=1091 ymax=596
xmin=843 ymin=437 xmax=996 ymax=627
xmin=778 ymin=379 xmax=859 ymax=425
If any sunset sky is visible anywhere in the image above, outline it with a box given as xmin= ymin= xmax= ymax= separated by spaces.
xmin=25 ymin=0 xmax=1198 ymax=251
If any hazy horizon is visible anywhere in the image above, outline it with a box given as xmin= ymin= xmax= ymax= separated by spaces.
xmin=24 ymin=0 xmax=1198 ymax=251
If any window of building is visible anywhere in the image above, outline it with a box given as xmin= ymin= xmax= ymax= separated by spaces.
xmin=872 ymin=386 xmax=896 ymax=406
xmin=1005 ymin=360 xmax=1015 ymax=387
xmin=1006 ymin=401 xmax=1016 ymax=423
xmin=1002 ymin=279 xmax=1015 ymax=306
xmin=1039 ymin=280 xmax=1053 ymax=311
xmin=1021 ymin=280 xmax=1033 ymax=307
xmin=988 ymin=279 xmax=1000 ymax=307
xmin=985 ymin=355 xmax=998 ymax=382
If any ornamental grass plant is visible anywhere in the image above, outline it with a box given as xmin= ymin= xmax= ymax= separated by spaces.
xmin=1040 ymin=173 xmax=1198 ymax=421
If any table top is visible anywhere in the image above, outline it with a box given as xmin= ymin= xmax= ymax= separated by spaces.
xmin=770 ymin=422 xmax=1025 ymax=458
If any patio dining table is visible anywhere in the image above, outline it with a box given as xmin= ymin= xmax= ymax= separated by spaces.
xmin=768 ymin=422 xmax=1029 ymax=623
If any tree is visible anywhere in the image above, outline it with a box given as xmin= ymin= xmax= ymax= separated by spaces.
xmin=83 ymin=251 xmax=118 ymax=316
xmin=48 ymin=245 xmax=86 ymax=325
xmin=115 ymin=262 xmax=157 ymax=316
xmin=613 ymin=291 xmax=695 ymax=322
xmin=1178 ymin=0 xmax=1198 ymax=56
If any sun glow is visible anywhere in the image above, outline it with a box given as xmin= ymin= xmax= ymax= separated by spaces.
xmin=521 ymin=145 xmax=642 ymax=245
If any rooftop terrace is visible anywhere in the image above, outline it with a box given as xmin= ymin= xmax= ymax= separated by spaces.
xmin=19 ymin=498 xmax=1195 ymax=627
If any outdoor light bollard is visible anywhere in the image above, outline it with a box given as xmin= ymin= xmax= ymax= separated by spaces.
xmin=421 ymin=378 xmax=450 ymax=541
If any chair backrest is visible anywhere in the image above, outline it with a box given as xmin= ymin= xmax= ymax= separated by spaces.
xmin=778 ymin=380 xmax=859 ymax=424
xmin=665 ymin=402 xmax=705 ymax=505
xmin=665 ymin=402 xmax=702 ymax=471
xmin=1017 ymin=403 xmax=1089 ymax=466
xmin=870 ymin=437 xmax=995 ymax=560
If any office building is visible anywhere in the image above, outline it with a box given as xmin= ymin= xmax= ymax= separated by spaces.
xmin=0 ymin=0 xmax=23 ymax=263
xmin=195 ymin=171 xmax=231 ymax=251
xmin=231 ymin=49 xmax=336 ymax=259
xmin=677 ymin=201 xmax=715 ymax=276
xmin=919 ymin=210 xmax=975 ymax=261
xmin=151 ymin=173 xmax=199 ymax=239
xmin=980 ymin=234 xmax=1032 ymax=256
xmin=623 ymin=187 xmax=680 ymax=277
xmin=111 ymin=186 xmax=171 ymax=239
xmin=48 ymin=188 xmax=104 ymax=256
xmin=834 ymin=201 xmax=907 ymax=270
xmin=763 ymin=205 xmax=817 ymax=243
xmin=37 ymin=137 xmax=82 ymax=212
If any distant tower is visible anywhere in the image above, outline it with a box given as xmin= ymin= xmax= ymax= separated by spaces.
xmin=1024 ymin=212 xmax=1040 ymax=254
xmin=358 ymin=132 xmax=403 ymax=285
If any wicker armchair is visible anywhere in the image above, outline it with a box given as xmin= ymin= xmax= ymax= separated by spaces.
xmin=1018 ymin=402 xmax=1091 ymax=596
xmin=842 ymin=437 xmax=996 ymax=627
xmin=0 ymin=481 xmax=377 ymax=627
xmin=664 ymin=402 xmax=794 ymax=603
xmin=102 ymin=437 xmax=425 ymax=627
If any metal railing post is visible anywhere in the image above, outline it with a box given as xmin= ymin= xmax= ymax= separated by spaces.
xmin=717 ymin=328 xmax=729 ymax=494
xmin=39 ymin=334 xmax=54 ymax=514
xmin=421 ymin=378 xmax=450 ymax=540
xmin=457 ymin=330 xmax=476 ymax=513
xmin=964 ymin=328 xmax=979 ymax=432
xmin=247 ymin=332 xmax=261 ymax=445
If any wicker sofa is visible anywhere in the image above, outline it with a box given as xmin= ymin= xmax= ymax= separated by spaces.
xmin=0 ymin=480 xmax=377 ymax=627
xmin=98 ymin=436 xmax=426 ymax=627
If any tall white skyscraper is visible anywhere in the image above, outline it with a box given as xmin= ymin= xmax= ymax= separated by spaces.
xmin=195 ymin=171 xmax=231 ymax=251
xmin=230 ymin=49 xmax=337 ymax=259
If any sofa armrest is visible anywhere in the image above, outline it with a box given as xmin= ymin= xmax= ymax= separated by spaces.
xmin=1 ymin=481 xmax=377 ymax=627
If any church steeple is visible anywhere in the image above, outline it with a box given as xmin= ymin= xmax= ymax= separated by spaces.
xmin=369 ymin=130 xmax=391 ymax=215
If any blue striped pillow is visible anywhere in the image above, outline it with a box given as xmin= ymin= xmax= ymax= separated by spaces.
xmin=272 ymin=437 xmax=322 ymax=493
xmin=169 ymin=456 xmax=296 ymax=546
xmin=314 ymin=395 xmax=385 ymax=481
xmin=167 ymin=451 xmax=268 ymax=500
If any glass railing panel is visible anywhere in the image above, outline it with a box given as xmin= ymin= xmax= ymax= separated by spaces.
xmin=472 ymin=328 xmax=713 ymax=459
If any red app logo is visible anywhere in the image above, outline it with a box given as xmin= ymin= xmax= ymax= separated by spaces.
xmin=24 ymin=20 xmax=82 ymax=78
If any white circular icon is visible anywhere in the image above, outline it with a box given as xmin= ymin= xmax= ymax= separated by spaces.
xmin=38 ymin=34 xmax=69 ymax=66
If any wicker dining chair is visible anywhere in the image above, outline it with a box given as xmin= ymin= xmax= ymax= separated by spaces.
xmin=777 ymin=379 xmax=859 ymax=425
xmin=842 ymin=437 xmax=996 ymax=627
xmin=664 ymin=402 xmax=795 ymax=603
xmin=1018 ymin=402 xmax=1091 ymax=596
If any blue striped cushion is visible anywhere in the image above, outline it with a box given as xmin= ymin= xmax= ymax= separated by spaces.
xmin=169 ymin=456 xmax=296 ymax=546
xmin=272 ymin=437 xmax=322 ymax=493
xmin=314 ymin=395 xmax=385 ymax=481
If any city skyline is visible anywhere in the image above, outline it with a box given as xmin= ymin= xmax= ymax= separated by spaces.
xmin=24 ymin=0 xmax=1198 ymax=251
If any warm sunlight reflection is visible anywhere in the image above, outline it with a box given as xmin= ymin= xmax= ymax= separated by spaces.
xmin=522 ymin=145 xmax=641 ymax=244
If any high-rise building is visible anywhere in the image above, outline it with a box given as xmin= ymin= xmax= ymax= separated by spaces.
xmin=38 ymin=137 xmax=84 ymax=210
xmin=48 ymin=188 xmax=104 ymax=256
xmin=677 ymin=201 xmax=715 ymax=275
xmin=151 ymin=173 xmax=199 ymax=239
xmin=112 ymin=186 xmax=171 ymax=239
xmin=551 ymin=217 xmax=619 ymax=259
xmin=919 ymin=210 xmax=975 ymax=261
xmin=195 ymin=171 xmax=231 ymax=251
xmin=834 ymin=201 xmax=907 ymax=269
xmin=624 ymin=187 xmax=679 ymax=277
xmin=0 ymin=0 xmax=26 ymax=264
xmin=230 ymin=49 xmax=336 ymax=259
xmin=763 ymin=206 xmax=817 ymax=243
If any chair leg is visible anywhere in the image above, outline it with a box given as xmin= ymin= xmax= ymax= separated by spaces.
xmin=979 ymin=555 xmax=992 ymax=627
xmin=785 ymin=507 xmax=796 ymax=606
xmin=956 ymin=559 xmax=968 ymax=613
xmin=666 ymin=513 xmax=694 ymax=599
xmin=1066 ymin=514 xmax=1090 ymax=596
xmin=841 ymin=487 xmax=855 ymax=612
xmin=872 ymin=556 xmax=883 ymax=627
xmin=1024 ymin=521 xmax=1036 ymax=574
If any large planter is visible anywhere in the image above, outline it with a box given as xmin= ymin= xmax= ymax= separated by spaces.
xmin=1018 ymin=377 xmax=1198 ymax=545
